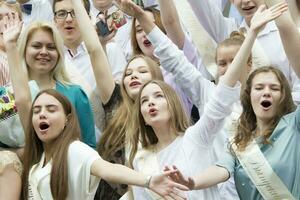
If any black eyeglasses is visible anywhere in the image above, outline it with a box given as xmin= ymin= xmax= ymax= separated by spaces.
xmin=54 ymin=10 xmax=75 ymax=19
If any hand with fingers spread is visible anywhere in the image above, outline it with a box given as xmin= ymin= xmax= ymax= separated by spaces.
xmin=164 ymin=166 xmax=195 ymax=191
xmin=113 ymin=0 xmax=144 ymax=18
xmin=0 ymin=12 xmax=22 ymax=46
xmin=249 ymin=2 xmax=288 ymax=33
xmin=149 ymin=170 xmax=190 ymax=198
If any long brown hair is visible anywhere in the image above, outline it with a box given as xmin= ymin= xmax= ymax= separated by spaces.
xmin=131 ymin=7 xmax=166 ymax=55
xmin=22 ymin=89 xmax=81 ymax=200
xmin=233 ymin=67 xmax=296 ymax=151
xmin=128 ymin=80 xmax=191 ymax=167
xmin=97 ymin=55 xmax=163 ymax=161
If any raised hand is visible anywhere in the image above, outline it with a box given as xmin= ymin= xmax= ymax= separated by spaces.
xmin=250 ymin=2 xmax=288 ymax=33
xmin=113 ymin=0 xmax=144 ymax=18
xmin=0 ymin=12 xmax=22 ymax=46
xmin=149 ymin=169 xmax=190 ymax=198
xmin=164 ymin=166 xmax=195 ymax=190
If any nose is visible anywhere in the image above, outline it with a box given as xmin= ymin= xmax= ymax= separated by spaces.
xmin=130 ymin=72 xmax=138 ymax=80
xmin=263 ymin=87 xmax=271 ymax=97
xmin=39 ymin=46 xmax=48 ymax=55
xmin=65 ymin=12 xmax=73 ymax=21
xmin=39 ymin=109 xmax=47 ymax=119
xmin=148 ymin=101 xmax=155 ymax=107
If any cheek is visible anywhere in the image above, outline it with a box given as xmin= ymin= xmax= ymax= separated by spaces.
xmin=140 ymin=74 xmax=152 ymax=84
xmin=32 ymin=115 xmax=39 ymax=131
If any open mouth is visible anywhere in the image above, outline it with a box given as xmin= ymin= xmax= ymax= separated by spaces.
xmin=39 ymin=122 xmax=50 ymax=131
xmin=143 ymin=39 xmax=152 ymax=47
xmin=149 ymin=108 xmax=158 ymax=116
xmin=65 ymin=26 xmax=74 ymax=31
xmin=129 ymin=81 xmax=141 ymax=87
xmin=261 ymin=100 xmax=272 ymax=109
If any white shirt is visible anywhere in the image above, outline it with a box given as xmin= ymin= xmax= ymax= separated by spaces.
xmin=132 ymin=82 xmax=240 ymax=200
xmin=28 ymin=141 xmax=100 ymax=200
xmin=64 ymin=42 xmax=126 ymax=89
xmin=21 ymin=0 xmax=54 ymax=27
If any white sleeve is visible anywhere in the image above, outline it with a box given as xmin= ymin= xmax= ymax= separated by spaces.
xmin=187 ymin=0 xmax=238 ymax=43
xmin=182 ymin=34 xmax=214 ymax=81
xmin=68 ymin=141 xmax=101 ymax=199
xmin=147 ymin=26 xmax=215 ymax=116
xmin=24 ymin=0 xmax=54 ymax=24
xmin=186 ymin=82 xmax=240 ymax=147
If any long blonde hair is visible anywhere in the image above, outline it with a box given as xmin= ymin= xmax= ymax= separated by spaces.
xmin=97 ymin=55 xmax=163 ymax=161
xmin=18 ymin=21 xmax=70 ymax=84
xmin=128 ymin=80 xmax=191 ymax=167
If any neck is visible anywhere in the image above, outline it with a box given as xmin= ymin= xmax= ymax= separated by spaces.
xmin=65 ymin=39 xmax=82 ymax=55
xmin=152 ymin=124 xmax=177 ymax=151
xmin=29 ymin=71 xmax=55 ymax=90
xmin=43 ymin=144 xmax=53 ymax=165
xmin=255 ymin=119 xmax=270 ymax=136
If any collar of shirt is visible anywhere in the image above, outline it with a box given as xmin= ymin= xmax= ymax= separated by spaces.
xmin=64 ymin=42 xmax=87 ymax=59
xmin=240 ymin=20 xmax=278 ymax=37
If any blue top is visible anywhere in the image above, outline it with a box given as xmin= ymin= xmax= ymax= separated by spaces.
xmin=218 ymin=106 xmax=300 ymax=200
xmin=56 ymin=82 xmax=96 ymax=148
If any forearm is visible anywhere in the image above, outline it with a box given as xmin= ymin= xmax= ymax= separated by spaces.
xmin=135 ymin=11 xmax=156 ymax=34
xmin=158 ymin=0 xmax=185 ymax=49
xmin=5 ymin=43 xmax=31 ymax=129
xmin=193 ymin=165 xmax=229 ymax=190
xmin=72 ymin=0 xmax=115 ymax=104
xmin=91 ymin=159 xmax=148 ymax=187
xmin=187 ymin=0 xmax=237 ymax=42
xmin=274 ymin=12 xmax=300 ymax=77
xmin=222 ymin=30 xmax=257 ymax=87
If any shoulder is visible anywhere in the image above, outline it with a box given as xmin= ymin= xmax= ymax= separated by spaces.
xmin=68 ymin=141 xmax=99 ymax=161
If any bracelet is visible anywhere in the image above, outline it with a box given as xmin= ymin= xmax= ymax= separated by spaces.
xmin=145 ymin=175 xmax=152 ymax=189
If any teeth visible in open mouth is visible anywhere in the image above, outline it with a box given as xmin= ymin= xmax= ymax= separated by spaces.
xmin=261 ymin=100 xmax=271 ymax=108
xmin=39 ymin=122 xmax=49 ymax=130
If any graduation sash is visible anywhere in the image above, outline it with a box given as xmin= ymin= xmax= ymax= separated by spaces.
xmin=233 ymin=140 xmax=295 ymax=200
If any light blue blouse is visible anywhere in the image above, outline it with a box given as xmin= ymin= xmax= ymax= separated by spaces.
xmin=56 ymin=82 xmax=96 ymax=148
xmin=218 ymin=106 xmax=300 ymax=200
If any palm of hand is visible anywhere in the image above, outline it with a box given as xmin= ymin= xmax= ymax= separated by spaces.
xmin=250 ymin=3 xmax=288 ymax=33
xmin=150 ymin=175 xmax=174 ymax=196
xmin=3 ymin=22 xmax=22 ymax=44
xmin=1 ymin=14 xmax=22 ymax=45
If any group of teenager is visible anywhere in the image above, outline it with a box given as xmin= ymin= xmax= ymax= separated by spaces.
xmin=0 ymin=0 xmax=299 ymax=199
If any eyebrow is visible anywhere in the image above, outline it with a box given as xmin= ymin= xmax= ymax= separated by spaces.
xmin=33 ymin=104 xmax=58 ymax=109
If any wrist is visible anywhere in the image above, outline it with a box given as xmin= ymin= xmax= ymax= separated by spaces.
xmin=144 ymin=175 xmax=152 ymax=189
